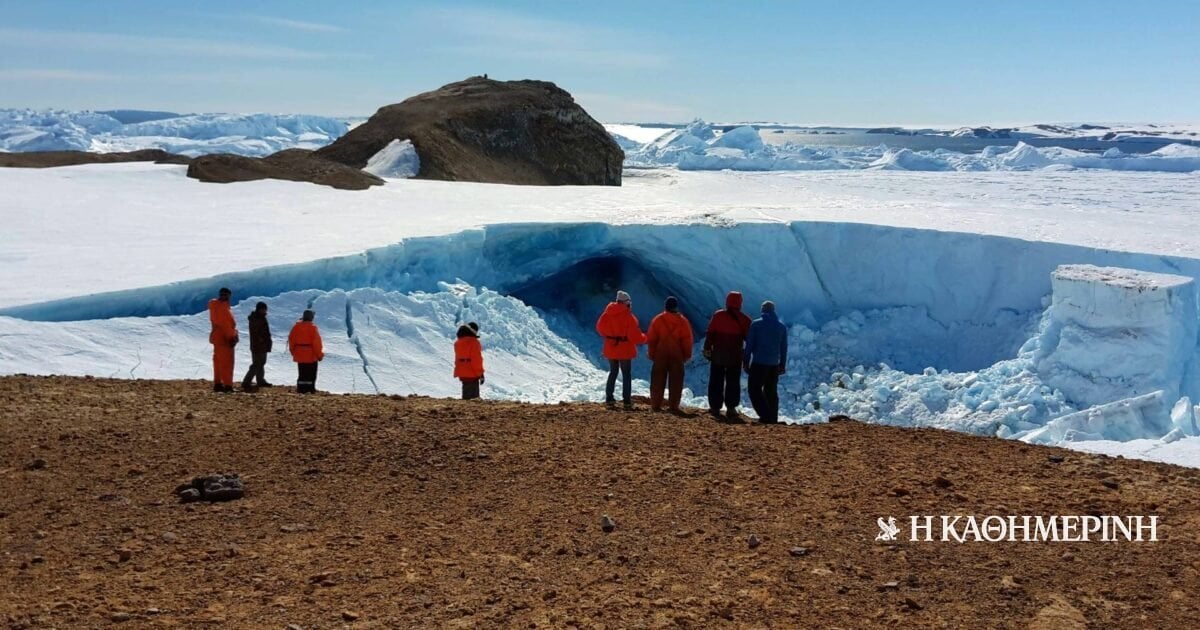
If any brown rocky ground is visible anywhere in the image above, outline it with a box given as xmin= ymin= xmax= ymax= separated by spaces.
xmin=2 ymin=375 xmax=1199 ymax=628
xmin=186 ymin=149 xmax=383 ymax=191
xmin=0 ymin=150 xmax=189 ymax=168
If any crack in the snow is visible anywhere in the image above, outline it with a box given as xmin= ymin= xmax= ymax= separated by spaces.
xmin=129 ymin=345 xmax=142 ymax=379
xmin=790 ymin=226 xmax=836 ymax=308
xmin=345 ymin=298 xmax=380 ymax=394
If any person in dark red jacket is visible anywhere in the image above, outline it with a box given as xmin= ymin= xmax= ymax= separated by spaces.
xmin=595 ymin=290 xmax=646 ymax=410
xmin=703 ymin=291 xmax=752 ymax=422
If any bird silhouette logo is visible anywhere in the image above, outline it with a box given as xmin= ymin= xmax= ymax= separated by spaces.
xmin=876 ymin=516 xmax=900 ymax=541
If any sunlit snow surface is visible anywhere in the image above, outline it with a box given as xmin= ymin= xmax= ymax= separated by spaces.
xmin=3 ymin=164 xmax=1200 ymax=466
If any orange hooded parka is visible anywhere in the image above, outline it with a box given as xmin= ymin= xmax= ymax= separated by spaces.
xmin=647 ymin=311 xmax=694 ymax=363
xmin=288 ymin=320 xmax=324 ymax=363
xmin=595 ymin=302 xmax=646 ymax=360
xmin=208 ymin=298 xmax=238 ymax=346
xmin=453 ymin=326 xmax=485 ymax=379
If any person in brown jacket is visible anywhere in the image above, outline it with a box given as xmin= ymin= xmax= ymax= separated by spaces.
xmin=646 ymin=296 xmax=694 ymax=413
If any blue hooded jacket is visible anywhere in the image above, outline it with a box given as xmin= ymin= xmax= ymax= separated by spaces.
xmin=744 ymin=311 xmax=787 ymax=367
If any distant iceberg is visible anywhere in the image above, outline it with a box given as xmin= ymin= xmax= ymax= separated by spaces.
xmin=0 ymin=108 xmax=349 ymax=157
xmin=623 ymin=119 xmax=1200 ymax=174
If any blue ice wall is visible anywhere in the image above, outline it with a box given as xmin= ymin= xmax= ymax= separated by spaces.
xmin=5 ymin=221 xmax=1200 ymax=373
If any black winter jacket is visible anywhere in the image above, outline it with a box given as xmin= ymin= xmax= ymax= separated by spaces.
xmin=248 ymin=311 xmax=272 ymax=353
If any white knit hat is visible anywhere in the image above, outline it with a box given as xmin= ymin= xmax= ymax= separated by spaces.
xmin=615 ymin=290 xmax=631 ymax=304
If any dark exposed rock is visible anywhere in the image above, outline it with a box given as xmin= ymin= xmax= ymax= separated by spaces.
xmin=174 ymin=473 xmax=245 ymax=502
xmin=316 ymin=76 xmax=623 ymax=186
xmin=186 ymin=149 xmax=382 ymax=191
xmin=0 ymin=149 xmax=189 ymax=168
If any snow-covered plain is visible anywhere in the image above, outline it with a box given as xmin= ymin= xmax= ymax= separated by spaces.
xmin=3 ymin=162 xmax=1200 ymax=466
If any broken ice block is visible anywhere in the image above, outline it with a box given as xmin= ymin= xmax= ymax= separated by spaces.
xmin=1034 ymin=265 xmax=1198 ymax=411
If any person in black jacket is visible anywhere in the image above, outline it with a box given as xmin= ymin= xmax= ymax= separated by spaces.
xmin=241 ymin=302 xmax=273 ymax=391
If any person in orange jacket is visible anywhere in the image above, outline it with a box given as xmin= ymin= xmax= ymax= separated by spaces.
xmin=288 ymin=309 xmax=324 ymax=394
xmin=207 ymin=287 xmax=239 ymax=393
xmin=595 ymin=290 xmax=646 ymax=410
xmin=646 ymin=296 xmax=694 ymax=413
xmin=454 ymin=321 xmax=485 ymax=400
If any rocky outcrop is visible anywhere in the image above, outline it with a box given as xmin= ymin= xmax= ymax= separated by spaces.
xmin=317 ymin=77 xmax=623 ymax=186
xmin=186 ymin=149 xmax=383 ymax=191
xmin=0 ymin=149 xmax=189 ymax=168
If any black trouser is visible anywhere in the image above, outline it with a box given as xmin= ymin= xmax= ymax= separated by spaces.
xmin=747 ymin=363 xmax=781 ymax=423
xmin=606 ymin=359 xmax=632 ymax=404
xmin=461 ymin=378 xmax=480 ymax=400
xmin=241 ymin=350 xmax=267 ymax=388
xmin=296 ymin=362 xmax=318 ymax=393
xmin=708 ymin=363 xmax=742 ymax=413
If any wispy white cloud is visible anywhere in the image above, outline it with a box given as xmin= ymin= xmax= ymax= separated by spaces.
xmin=0 ymin=27 xmax=362 ymax=61
xmin=419 ymin=6 xmax=669 ymax=70
xmin=241 ymin=15 xmax=347 ymax=33
xmin=0 ymin=68 xmax=121 ymax=82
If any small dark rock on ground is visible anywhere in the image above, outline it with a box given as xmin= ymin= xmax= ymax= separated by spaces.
xmin=174 ymin=473 xmax=245 ymax=503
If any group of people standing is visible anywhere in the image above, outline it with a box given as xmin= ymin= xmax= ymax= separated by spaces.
xmin=595 ymin=289 xmax=787 ymax=423
xmin=206 ymin=288 xmax=324 ymax=393
xmin=207 ymin=286 xmax=788 ymax=423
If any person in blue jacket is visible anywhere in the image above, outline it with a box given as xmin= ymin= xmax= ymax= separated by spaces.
xmin=743 ymin=301 xmax=788 ymax=424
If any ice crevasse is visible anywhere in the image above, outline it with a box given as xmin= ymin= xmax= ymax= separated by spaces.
xmin=2 ymin=222 xmax=1200 ymax=448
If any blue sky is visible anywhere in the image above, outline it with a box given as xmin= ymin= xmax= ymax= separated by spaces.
xmin=0 ymin=0 xmax=1196 ymax=124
